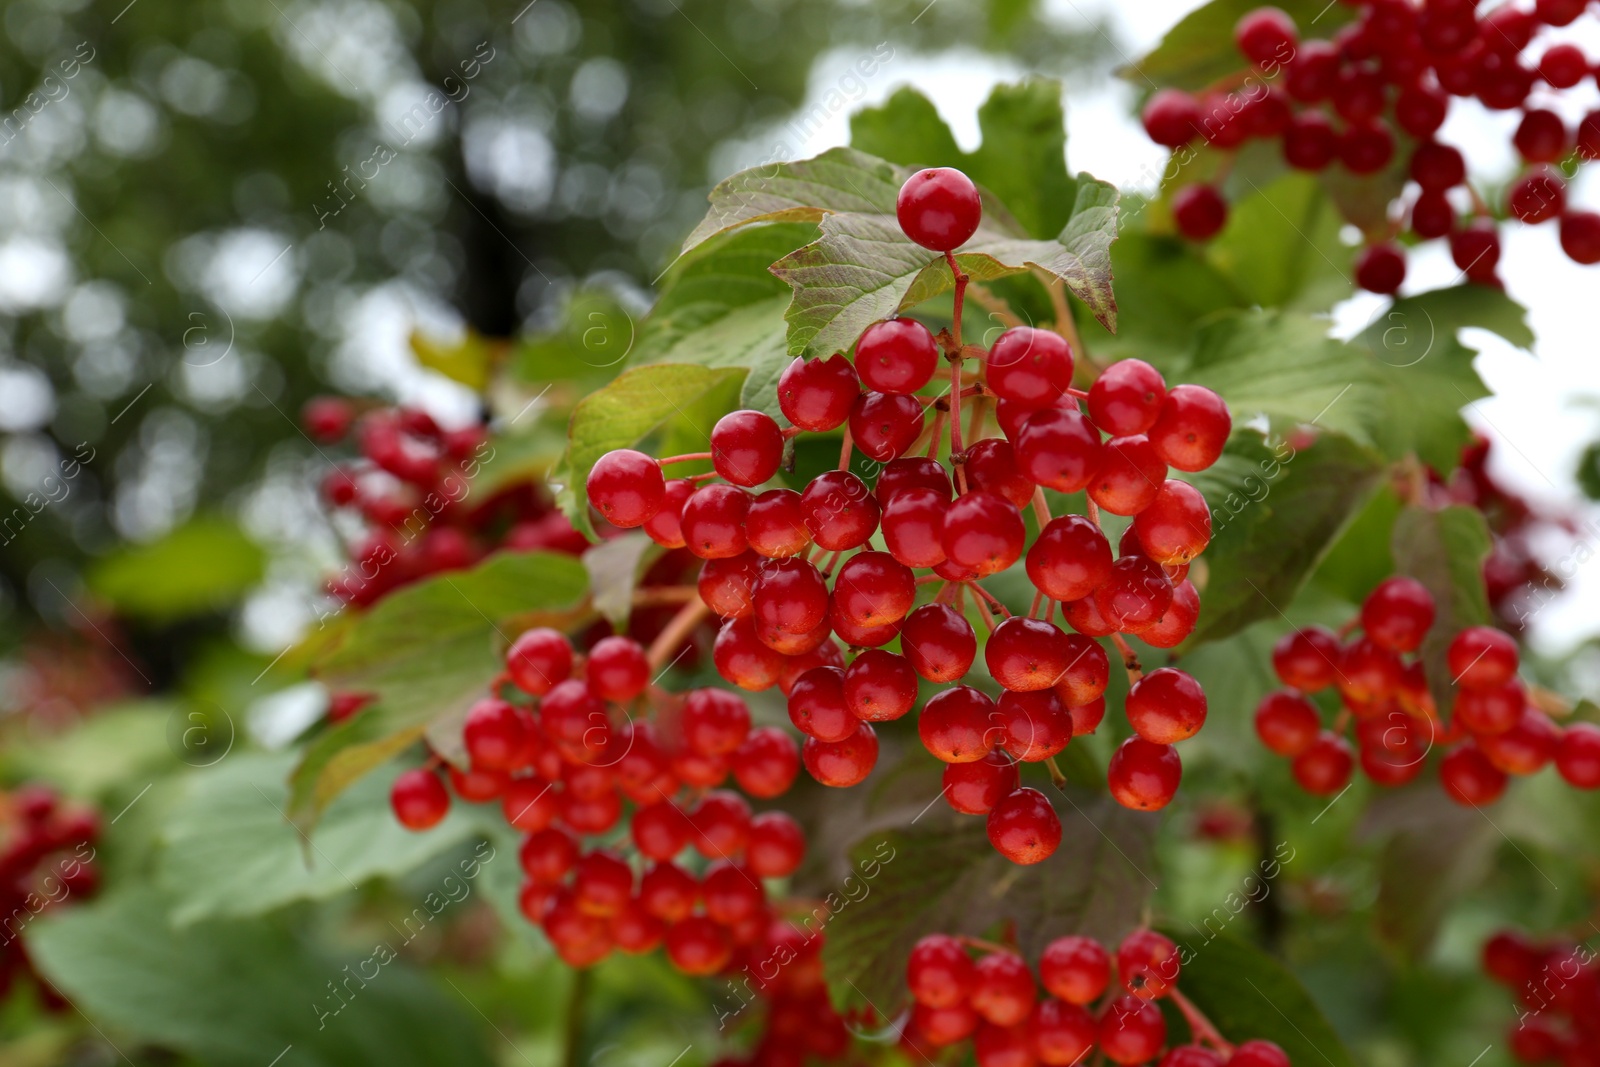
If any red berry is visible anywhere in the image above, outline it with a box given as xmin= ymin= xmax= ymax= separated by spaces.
xmin=747 ymin=810 xmax=805 ymax=878
xmin=543 ymin=888 xmax=613 ymax=967
xmin=390 ymin=768 xmax=450 ymax=830
xmin=1355 ymin=243 xmax=1406 ymax=294
xmin=913 ymin=1001 xmax=979 ymax=1045
xmin=1093 ymin=555 xmax=1174 ymax=632
xmin=1477 ymin=707 xmax=1559 ymax=776
xmin=802 ymin=721 xmax=879 ymax=786
xmin=611 ymin=898 xmax=665 ymax=954
xmin=974 ymin=1022 xmax=1032 ymax=1067
xmin=1228 ymin=1040 xmax=1291 ymax=1067
xmin=1339 ymin=119 xmax=1394 ymax=175
xmin=1482 ymin=930 xmax=1541 ymax=987
xmin=1026 ymin=515 xmax=1114 ymax=603
xmin=1447 ymin=625 xmax=1519 ymax=690
xmin=801 ymin=470 xmax=879 ymax=551
xmin=639 ymin=862 xmax=698 ymax=922
xmin=856 ymin=318 xmax=939 ymax=395
xmin=681 ymin=484 xmax=751 ymax=559
xmin=1164 ymin=1046 xmax=1225 ymax=1067
xmin=1089 ymin=359 xmax=1165 ymax=437
xmin=1117 ymin=929 xmax=1181 ymax=999
xmin=987 ymin=328 xmax=1074 ymax=406
xmin=588 ymin=449 xmax=665 ymax=528
xmin=1411 ymin=141 xmax=1466 ymax=191
xmin=788 ymin=666 xmax=857 ymax=743
xmin=731 ymin=726 xmax=800 ymax=798
xmin=850 ymin=391 xmax=926 ymax=462
xmin=1031 ymin=998 xmax=1097 ymax=1065
xmin=447 ymin=763 xmax=508 ymax=802
xmin=1108 ymin=737 xmax=1181 ymax=811
xmin=689 ymin=790 xmax=751 ymax=857
xmin=1454 ymin=681 xmax=1525 ymax=736
xmin=1286 ymin=39 xmax=1338 ymax=102
xmin=1254 ymin=690 xmax=1321 ymax=757
xmin=1283 ymin=110 xmax=1337 ymax=170
xmin=502 ymin=777 xmax=558 ymax=832
xmin=842 ymin=648 xmax=919 ymax=722
xmin=1088 ymin=436 xmax=1167 ymax=517
xmin=1556 ymin=723 xmax=1600 ymax=789
xmin=520 ymin=827 xmax=579 ymax=883
xmin=965 ymin=438 xmax=1035 ymax=509
xmin=681 ymin=687 xmax=750 ymax=756
xmin=1395 ymin=83 xmax=1448 ymax=138
xmin=586 ymin=635 xmax=649 ymax=703
xmin=572 ymin=850 xmax=633 ymax=917
xmin=1560 ymin=211 xmax=1600 ymax=265
xmin=971 ymin=950 xmax=1038 ymax=1025
xmin=1038 ymin=937 xmax=1110 ymax=1007
xmin=1099 ymin=995 xmax=1166 ymax=1065
xmin=908 ymin=934 xmax=976 ymax=1008
xmin=713 ymin=616 xmax=783 ymax=690
xmin=1235 ymin=7 xmax=1297 ymax=66
xmin=698 ymin=552 xmax=760 ymax=619
xmin=507 ymin=627 xmax=573 ymax=696
xmin=1132 ymin=479 xmax=1211 ymax=564
xmin=918 ymin=685 xmax=997 ymax=763
xmin=994 ymin=689 xmax=1072 ymax=762
xmin=1055 ymin=634 xmax=1110 ymax=708
xmin=1172 ymin=184 xmax=1228 ymax=240
xmin=1410 ymin=191 xmax=1455 ymax=240
xmin=1538 ymin=44 xmax=1588 ymax=89
xmin=779 ymin=354 xmax=859 ymax=432
xmin=303 ymin=396 xmax=354 ymax=442
xmin=711 ymin=409 xmax=783 ymax=487
xmin=753 ymin=556 xmax=830 ymax=636
xmin=1514 ymin=109 xmax=1568 ymax=164
xmin=900 ymin=603 xmax=978 ymax=683
xmin=631 ymin=800 xmax=692 ymax=860
xmin=1292 ymin=730 xmax=1354 ymax=795
xmin=643 ymin=478 xmax=697 ymax=548
xmin=701 ymin=861 xmax=764 ymax=925
xmin=1149 ymin=385 xmax=1230 ymax=472
xmin=1509 ymin=170 xmax=1565 ymax=224
xmin=665 ymin=915 xmax=732 ymax=975
xmin=944 ymin=750 xmax=1021 ymax=814
xmin=897 ymin=167 xmax=982 ymax=251
xmin=1271 ymin=626 xmax=1340 ymax=692
xmin=881 ymin=486 xmax=948 ymax=568
xmin=1139 ymin=579 xmax=1200 ymax=649
xmin=1451 ymin=220 xmax=1502 ymax=282
xmin=1361 ymin=576 xmax=1435 ymax=653
xmin=943 ymin=491 xmax=1026 ymax=577
xmin=1535 ymin=0 xmax=1585 ymax=25
xmin=1142 ymin=89 xmax=1202 ymax=147
xmin=876 ymin=455 xmax=952 ymax=505
xmin=462 ymin=698 xmax=528 ymax=771
xmin=987 ymin=787 xmax=1061 ymax=864
xmin=1126 ymin=668 xmax=1207 ymax=745
xmin=1017 ymin=407 xmax=1105 ymax=493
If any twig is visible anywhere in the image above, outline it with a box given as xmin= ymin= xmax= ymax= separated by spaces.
xmin=1170 ymin=987 xmax=1234 ymax=1056
xmin=1109 ymin=633 xmax=1144 ymax=683
xmin=646 ymin=599 xmax=711 ymax=672
xmin=966 ymin=284 xmax=1025 ymax=329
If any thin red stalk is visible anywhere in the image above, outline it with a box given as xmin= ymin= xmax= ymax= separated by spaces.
xmin=1109 ymin=633 xmax=1144 ymax=684
xmin=1170 ymin=988 xmax=1234 ymax=1056
xmin=657 ymin=452 xmax=713 ymax=465
xmin=646 ymin=600 xmax=710 ymax=672
xmin=838 ymin=427 xmax=853 ymax=471
xmin=969 ymin=582 xmax=1012 ymax=619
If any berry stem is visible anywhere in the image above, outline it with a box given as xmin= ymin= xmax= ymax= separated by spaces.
xmin=925 ymin=408 xmax=947 ymax=460
xmin=944 ymin=250 xmax=969 ymax=350
xmin=1044 ymin=754 xmax=1068 ymax=790
xmin=1169 ymin=986 xmax=1234 ymax=1056
xmin=838 ymin=427 xmax=854 ymax=471
xmin=1037 ymin=271 xmax=1087 ymax=363
xmin=1031 ymin=486 xmax=1053 ymax=529
xmin=646 ymin=598 xmax=711 ymax=673
xmin=1529 ymin=684 xmax=1574 ymax=718
xmin=966 ymin=392 xmax=984 ymax=445
xmin=1030 ymin=589 xmax=1045 ymax=620
xmin=630 ymin=586 xmax=701 ymax=607
xmin=966 ymin=283 xmax=1024 ymax=328
xmin=969 ymin=581 xmax=1012 ymax=619
xmin=657 ymin=452 xmax=713 ymax=466
xmin=1109 ymin=633 xmax=1144 ymax=682
xmin=916 ymin=574 xmax=945 ymax=585
xmin=956 ymin=934 xmax=1015 ymax=956
xmin=562 ymin=965 xmax=592 ymax=1067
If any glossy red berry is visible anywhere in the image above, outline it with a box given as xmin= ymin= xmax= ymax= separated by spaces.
xmin=850 ymin=391 xmax=926 ymax=462
xmin=1560 ymin=211 xmax=1600 ymax=265
xmin=897 ymin=167 xmax=982 ymax=251
xmin=1099 ymin=995 xmax=1166 ymax=1065
xmin=943 ymin=751 xmax=1021 ymax=814
xmin=1539 ymin=43 xmax=1589 ymax=89
xmin=390 ymin=768 xmax=450 ymax=830
xmin=1172 ymin=184 xmax=1228 ymax=240
xmin=1477 ymin=707 xmax=1559 ymax=776
xmin=986 ymin=617 xmax=1072 ymax=694
xmin=745 ymin=811 xmax=805 ymax=878
xmin=987 ymin=327 xmax=1074 ymax=406
xmin=801 ymin=470 xmax=879 ymax=551
xmin=520 ymin=827 xmax=580 ymax=883
xmin=987 ymin=786 xmax=1061 ymax=864
xmin=842 ymin=648 xmax=919 ymax=722
xmin=711 ymin=410 xmax=783 ymax=487
xmin=713 ymin=615 xmax=783 ymax=691
xmin=913 ymin=1001 xmax=979 ymax=1046
xmin=802 ymin=722 xmax=879 ymax=787
xmin=1509 ymin=170 xmax=1565 ymax=224
xmin=788 ymin=666 xmax=857 ymax=743
xmin=1451 ymin=220 xmax=1502 ymax=282
xmin=965 ymin=438 xmax=1035 ymax=509
xmin=1040 ymin=936 xmax=1110 ymax=1005
xmin=1556 ymin=723 xmax=1600 ymax=789
xmin=1283 ymin=110 xmax=1337 ymax=170
xmin=586 ymin=635 xmax=649 ymax=703
xmin=1054 ymin=634 xmax=1110 ymax=709
xmin=1255 ymin=690 xmax=1321 ymax=756
xmin=1229 ymin=1040 xmax=1292 ymax=1067
xmin=856 ymin=318 xmax=939 ymax=395
xmin=1361 ymin=576 xmax=1435 ymax=653
xmin=994 ymin=689 xmax=1072 ymax=763
xmin=1093 ymin=555 xmax=1173 ymax=632
xmin=1355 ymin=243 xmax=1406 ymax=294
xmin=665 ymin=915 xmax=732 ymax=976
xmin=971 ymin=950 xmax=1038 ymax=1025
xmin=943 ymin=491 xmax=1026 ymax=577
xmin=1017 ymin=407 xmax=1105 ymax=493
xmin=1338 ymin=119 xmax=1395 ymax=175
xmin=1395 ymin=83 xmax=1447 ymax=138
xmin=1142 ymin=89 xmax=1202 ymax=147
xmin=588 ymin=449 xmax=665 ymax=528
xmin=907 ymin=934 xmax=976 ymax=1008
xmin=1132 ymin=479 xmax=1211 ymax=564
xmin=462 ymin=698 xmax=528 ymax=771
xmin=1126 ymin=668 xmax=1207 ymax=745
xmin=1088 ymin=436 xmax=1166 ymax=517
xmin=731 ymin=726 xmax=800 ymax=798
xmin=1447 ymin=625 xmax=1519 ymax=690
xmin=779 ymin=354 xmax=859 ymax=431
xmin=900 ymin=603 xmax=978 ymax=683
xmin=1292 ymin=730 xmax=1354 ymax=795
xmin=639 ymin=862 xmax=698 ymax=922
xmin=1117 ymin=929 xmax=1181 ymax=999
xmin=681 ymin=484 xmax=751 ymax=559
xmin=1514 ymin=109 xmax=1568 ymax=164
xmin=1410 ymin=191 xmax=1455 ymax=239
xmin=1235 ymin=7 xmax=1297 ymax=66
xmin=919 ymin=685 xmax=997 ymax=763
xmin=1088 ymin=359 xmax=1165 ymax=437
xmin=1031 ymin=999 xmax=1097 ymax=1065
xmin=507 ymin=627 xmax=573 ymax=696
xmin=752 ymin=556 xmax=830 ymax=636
xmin=643 ymin=478 xmax=696 ymax=548
xmin=1108 ymin=737 xmax=1182 ymax=811
xmin=1148 ymin=385 xmax=1230 ymax=472
xmin=1271 ymin=625 xmax=1340 ymax=692
xmin=881 ymin=486 xmax=948 ymax=568
xmin=1411 ymin=142 xmax=1466 ymax=192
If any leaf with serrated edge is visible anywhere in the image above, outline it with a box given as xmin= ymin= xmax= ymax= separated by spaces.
xmin=585 ymin=532 xmax=657 ymax=629
xmin=1390 ymin=505 xmax=1492 ymax=717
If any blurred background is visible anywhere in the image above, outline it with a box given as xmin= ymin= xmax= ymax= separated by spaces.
xmin=2 ymin=0 xmax=1599 ymax=1064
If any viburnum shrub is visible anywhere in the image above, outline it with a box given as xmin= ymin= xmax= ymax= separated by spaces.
xmin=1255 ymin=577 xmax=1591 ymax=805
xmin=1147 ymin=3 xmax=1600 ymax=288
xmin=901 ymin=930 xmax=1292 ymax=1065
xmin=587 ymin=166 xmax=1231 ymax=865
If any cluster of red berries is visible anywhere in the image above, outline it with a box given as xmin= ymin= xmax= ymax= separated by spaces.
xmin=901 ymin=929 xmax=1292 ymax=1067
xmin=0 ymin=785 xmax=100 ymax=1004
xmin=585 ymin=166 xmax=1231 ymax=864
xmin=1435 ymin=434 xmax=1575 ymax=633
xmin=301 ymin=397 xmax=586 ymax=608
xmin=388 ymin=625 xmax=812 ymax=977
xmin=1482 ymin=928 xmax=1600 ymax=1063
xmin=1146 ymin=2 xmax=1600 ymax=291
xmin=707 ymin=923 xmax=858 ymax=1067
xmin=1254 ymin=576 xmax=1597 ymax=805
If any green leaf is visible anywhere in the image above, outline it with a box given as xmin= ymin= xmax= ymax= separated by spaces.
xmin=410 ymin=328 xmax=496 ymax=392
xmin=682 ymin=146 xmax=1120 ymax=356
xmin=1179 ymin=309 xmax=1386 ymax=449
xmin=1160 ymin=929 xmax=1356 ymax=1067
xmin=1185 ymin=431 xmax=1385 ymax=647
xmin=1204 ymin=172 xmax=1348 ymax=312
xmin=629 ymin=222 xmax=818 ymax=421
xmin=87 ymin=515 xmax=264 ymax=621
xmin=513 ymin=285 xmax=646 ymax=393
xmin=848 ymin=86 xmax=963 ymax=172
xmin=28 ymin=888 xmax=495 ymax=1067
xmin=821 ymin=790 xmax=1156 ymax=1010
xmin=1077 ymin=233 xmax=1246 ymax=366
xmin=1125 ymin=0 xmax=1354 ymax=91
xmin=295 ymin=550 xmax=588 ymax=827
xmin=1361 ymin=789 xmax=1497 ymax=959
xmin=1353 ymin=284 xmax=1533 ymax=470
xmin=1390 ymin=505 xmax=1492 ymax=715
xmin=160 ymin=752 xmax=486 ymax=923
xmin=584 ymin=533 xmax=657 ymax=629
xmin=557 ymin=363 xmax=748 ymax=537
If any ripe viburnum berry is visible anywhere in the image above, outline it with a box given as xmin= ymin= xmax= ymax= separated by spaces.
xmin=588 ymin=449 xmax=664 ymax=528
xmin=896 ymin=167 xmax=982 ymax=251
